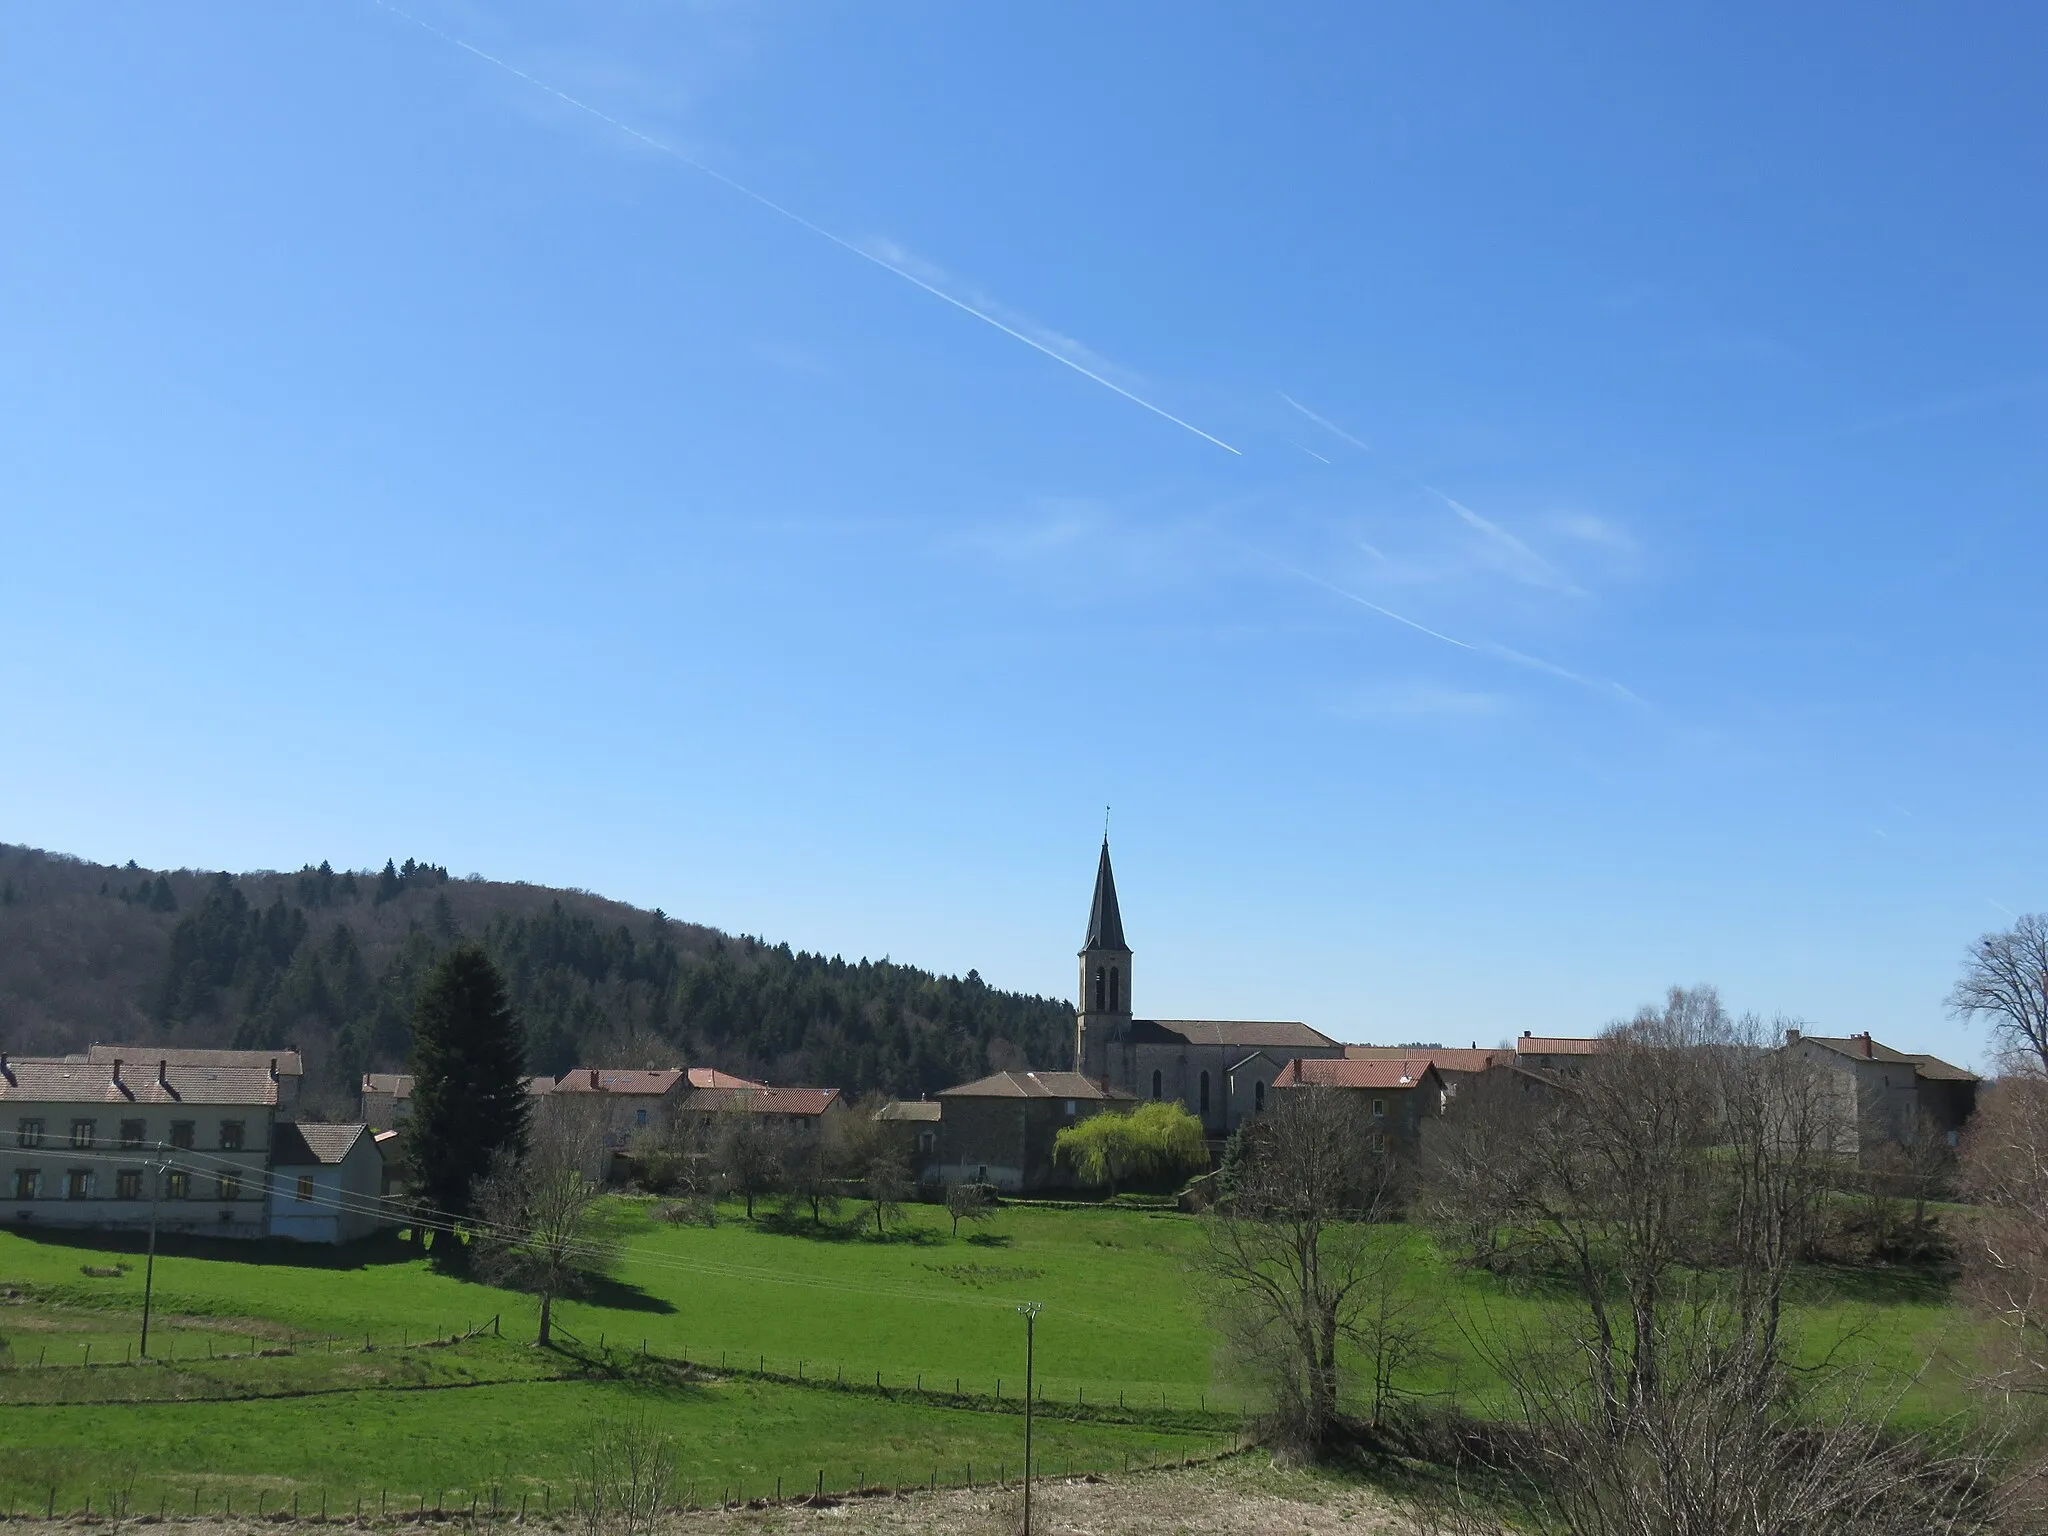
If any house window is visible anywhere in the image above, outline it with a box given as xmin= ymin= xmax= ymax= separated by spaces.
xmin=164 ymin=1171 xmax=190 ymax=1200
xmin=70 ymin=1120 xmax=96 ymax=1149
xmin=1063 ymin=1100 xmax=1077 ymax=1116
xmin=636 ymin=1108 xmax=648 ymax=1126
xmin=1254 ymin=1081 xmax=1265 ymax=1113
xmin=119 ymin=1120 xmax=145 ymax=1149
xmin=16 ymin=1119 xmax=42 ymax=1148
xmin=1151 ymin=1069 xmax=1162 ymax=1101
xmin=216 ymin=1174 xmax=241 ymax=1202
xmin=1110 ymin=967 xmax=1120 ymax=1011
xmin=1372 ymin=1098 xmax=1386 ymax=1118
xmin=116 ymin=1170 xmax=144 ymax=1200
xmin=168 ymin=1122 xmax=194 ymax=1150
xmin=1199 ymin=1072 xmax=1210 ymax=1115
xmin=296 ymin=1176 xmax=314 ymax=1202
xmin=66 ymin=1170 xmax=95 ymax=1200
xmin=218 ymin=1121 xmax=244 ymax=1151
xmin=12 ymin=1169 xmax=40 ymax=1200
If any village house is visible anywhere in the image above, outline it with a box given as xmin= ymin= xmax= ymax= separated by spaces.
xmin=1784 ymin=1029 xmax=1980 ymax=1155
xmin=268 ymin=1121 xmax=390 ymax=1243
xmin=933 ymin=1070 xmax=1135 ymax=1194
xmin=361 ymin=1071 xmax=556 ymax=1130
xmin=679 ymin=1085 xmax=844 ymax=1135
xmin=1345 ymin=1044 xmax=1511 ymax=1097
xmin=874 ymin=1099 xmax=942 ymax=1187
xmin=1514 ymin=1033 xmax=1606 ymax=1075
xmin=1269 ymin=1056 xmax=1448 ymax=1150
xmin=1 ymin=1053 xmax=283 ymax=1237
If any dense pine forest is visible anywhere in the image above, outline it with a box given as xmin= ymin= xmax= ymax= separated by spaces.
xmin=0 ymin=844 xmax=1071 ymax=1118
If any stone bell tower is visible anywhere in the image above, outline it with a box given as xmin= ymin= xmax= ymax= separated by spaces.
xmin=1074 ymin=838 xmax=1132 ymax=1085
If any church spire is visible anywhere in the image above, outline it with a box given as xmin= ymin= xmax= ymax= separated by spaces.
xmin=1082 ymin=838 xmax=1128 ymax=953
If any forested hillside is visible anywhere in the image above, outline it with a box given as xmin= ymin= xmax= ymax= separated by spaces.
xmin=0 ymin=844 xmax=1071 ymax=1118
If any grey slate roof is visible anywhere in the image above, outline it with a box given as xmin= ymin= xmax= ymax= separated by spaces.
xmin=272 ymin=1122 xmax=369 ymax=1166
xmin=1133 ymin=1019 xmax=1338 ymax=1050
xmin=940 ymin=1071 xmax=1136 ymax=1102
xmin=1081 ymin=839 xmax=1129 ymax=953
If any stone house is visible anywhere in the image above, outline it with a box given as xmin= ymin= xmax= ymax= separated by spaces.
xmin=361 ymin=1071 xmax=556 ymax=1131
xmin=1345 ymin=1044 xmax=1510 ymax=1098
xmin=1269 ymin=1056 xmax=1448 ymax=1151
xmin=874 ymin=1100 xmax=942 ymax=1187
xmin=932 ymin=1070 xmax=1136 ymax=1194
xmin=1784 ymin=1030 xmax=1980 ymax=1155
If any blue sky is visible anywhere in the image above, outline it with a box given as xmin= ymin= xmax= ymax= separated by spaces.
xmin=3 ymin=4 xmax=2042 ymax=1066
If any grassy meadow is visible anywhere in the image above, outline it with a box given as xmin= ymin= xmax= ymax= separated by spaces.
xmin=0 ymin=1197 xmax=1982 ymax=1512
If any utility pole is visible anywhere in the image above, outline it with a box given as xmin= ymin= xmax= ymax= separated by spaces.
xmin=1017 ymin=1302 xmax=1043 ymax=1535
xmin=140 ymin=1153 xmax=164 ymax=1356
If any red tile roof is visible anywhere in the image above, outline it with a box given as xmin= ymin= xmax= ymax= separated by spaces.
xmin=1516 ymin=1036 xmax=1604 ymax=1056
xmin=687 ymin=1068 xmax=768 ymax=1090
xmin=686 ymin=1086 xmax=843 ymax=1117
xmin=1273 ymin=1058 xmax=1443 ymax=1091
xmin=1346 ymin=1046 xmax=1508 ymax=1073
xmin=551 ymin=1068 xmax=688 ymax=1097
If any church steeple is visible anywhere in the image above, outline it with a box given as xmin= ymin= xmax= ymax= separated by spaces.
xmin=1075 ymin=837 xmax=1132 ymax=1079
xmin=1083 ymin=838 xmax=1128 ymax=953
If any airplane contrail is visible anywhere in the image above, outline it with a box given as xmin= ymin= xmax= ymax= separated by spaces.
xmin=1280 ymin=394 xmax=1373 ymax=454
xmin=367 ymin=1 xmax=1241 ymax=456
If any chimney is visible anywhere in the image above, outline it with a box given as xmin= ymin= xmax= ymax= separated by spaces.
xmin=1859 ymin=1032 xmax=1874 ymax=1058
xmin=111 ymin=1057 xmax=122 ymax=1082
xmin=268 ymin=1057 xmax=279 ymax=1081
xmin=1522 ymin=1030 xmax=1532 ymax=1039
xmin=589 ymin=1068 xmax=601 ymax=1090
xmin=0 ymin=1052 xmax=12 ymax=1086
xmin=157 ymin=1059 xmax=170 ymax=1087
xmin=1784 ymin=1028 xmax=1800 ymax=1045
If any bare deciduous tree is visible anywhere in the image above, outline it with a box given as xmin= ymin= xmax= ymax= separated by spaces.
xmin=1463 ymin=1309 xmax=2004 ymax=1536
xmin=1205 ymin=1085 xmax=1397 ymax=1457
xmin=712 ymin=1103 xmax=784 ymax=1220
xmin=474 ymin=1100 xmax=622 ymax=1348
xmin=1960 ymin=1075 xmax=2048 ymax=1393
xmin=945 ymin=1180 xmax=995 ymax=1238
xmin=571 ymin=1412 xmax=677 ymax=1536
xmin=1951 ymin=914 xmax=2048 ymax=1077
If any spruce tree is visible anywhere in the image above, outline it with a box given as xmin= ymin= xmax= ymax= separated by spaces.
xmin=406 ymin=945 xmax=532 ymax=1243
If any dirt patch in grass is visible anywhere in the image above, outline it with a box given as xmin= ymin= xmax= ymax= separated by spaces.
xmin=56 ymin=1461 xmax=1445 ymax=1535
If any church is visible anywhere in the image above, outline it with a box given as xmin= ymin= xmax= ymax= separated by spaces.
xmin=1073 ymin=839 xmax=1343 ymax=1139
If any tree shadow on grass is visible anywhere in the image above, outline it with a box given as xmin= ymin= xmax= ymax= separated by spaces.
xmin=4 ymin=1224 xmax=422 ymax=1272
xmin=1790 ymin=1259 xmax=1958 ymax=1308
xmin=964 ymin=1231 xmax=1015 ymax=1248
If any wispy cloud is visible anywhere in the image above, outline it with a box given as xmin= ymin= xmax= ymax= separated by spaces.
xmin=1252 ymin=551 xmax=1643 ymax=706
xmin=1289 ymin=441 xmax=1332 ymax=465
xmin=369 ymin=0 xmax=1240 ymax=456
xmin=1545 ymin=510 xmax=1636 ymax=552
xmin=1424 ymin=487 xmax=1585 ymax=596
xmin=1281 ymin=394 xmax=1374 ymax=454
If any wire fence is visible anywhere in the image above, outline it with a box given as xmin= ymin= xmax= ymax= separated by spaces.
xmin=0 ymin=1433 xmax=1250 ymax=1524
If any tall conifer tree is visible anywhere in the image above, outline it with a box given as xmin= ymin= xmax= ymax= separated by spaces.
xmin=406 ymin=945 xmax=531 ymax=1238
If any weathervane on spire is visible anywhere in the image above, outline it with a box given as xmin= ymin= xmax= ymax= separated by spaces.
xmin=1103 ymin=804 xmax=1111 ymax=841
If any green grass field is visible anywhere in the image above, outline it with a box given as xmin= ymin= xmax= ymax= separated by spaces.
xmin=0 ymin=1197 xmax=1983 ymax=1512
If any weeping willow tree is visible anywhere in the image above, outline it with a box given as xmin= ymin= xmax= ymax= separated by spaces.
xmin=1054 ymin=1100 xmax=1207 ymax=1196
